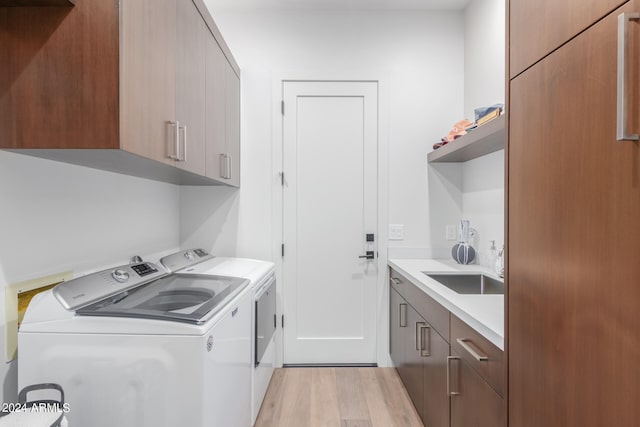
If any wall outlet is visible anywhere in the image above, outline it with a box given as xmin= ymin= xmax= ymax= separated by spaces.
xmin=446 ymin=224 xmax=457 ymax=241
xmin=389 ymin=224 xmax=404 ymax=240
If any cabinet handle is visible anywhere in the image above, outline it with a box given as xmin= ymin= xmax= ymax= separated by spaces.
xmin=226 ymin=154 xmax=232 ymax=179
xmin=219 ymin=154 xmax=227 ymax=178
xmin=399 ymin=303 xmax=407 ymax=327
xmin=415 ymin=322 xmax=426 ymax=351
xmin=420 ymin=324 xmax=431 ymax=357
xmin=179 ymin=125 xmax=187 ymax=162
xmin=168 ymin=121 xmax=180 ymax=160
xmin=447 ymin=356 xmax=460 ymax=396
xmin=456 ymin=338 xmax=489 ymax=362
xmin=390 ymin=277 xmax=401 ymax=285
xmin=617 ymin=12 xmax=640 ymax=141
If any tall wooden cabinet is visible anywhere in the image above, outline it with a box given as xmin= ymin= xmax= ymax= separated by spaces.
xmin=0 ymin=0 xmax=240 ymax=186
xmin=508 ymin=1 xmax=640 ymax=425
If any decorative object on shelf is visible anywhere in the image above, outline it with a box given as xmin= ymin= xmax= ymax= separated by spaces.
xmin=495 ymin=245 xmax=505 ymax=278
xmin=433 ymin=119 xmax=474 ymax=150
xmin=451 ymin=220 xmax=477 ymax=265
xmin=473 ymin=103 xmax=504 ymax=127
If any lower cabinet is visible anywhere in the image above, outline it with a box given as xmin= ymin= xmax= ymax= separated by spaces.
xmin=389 ymin=268 xmax=503 ymax=427
xmin=449 ymin=349 xmax=504 ymax=427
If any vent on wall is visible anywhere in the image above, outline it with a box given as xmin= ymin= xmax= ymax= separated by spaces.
xmin=5 ymin=271 xmax=71 ymax=361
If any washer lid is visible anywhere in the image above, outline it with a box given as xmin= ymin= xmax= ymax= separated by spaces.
xmin=76 ymin=274 xmax=249 ymax=324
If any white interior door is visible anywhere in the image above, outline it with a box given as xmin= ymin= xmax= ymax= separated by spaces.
xmin=282 ymin=81 xmax=378 ymax=365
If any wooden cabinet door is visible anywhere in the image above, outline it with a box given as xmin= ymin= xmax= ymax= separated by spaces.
xmin=450 ymin=351 xmax=503 ymax=427
xmin=401 ymin=304 xmax=425 ymax=418
xmin=175 ymin=0 xmax=206 ymax=175
xmin=422 ymin=326 xmax=450 ymax=427
xmin=0 ymin=0 xmax=119 ymax=149
xmin=120 ymin=0 xmax=176 ymax=165
xmin=389 ymin=287 xmax=406 ymax=370
xmin=204 ymin=29 xmax=227 ymax=182
xmin=510 ymin=0 xmax=627 ymax=77
xmin=225 ymin=61 xmax=241 ymax=187
xmin=508 ymin=2 xmax=640 ymax=426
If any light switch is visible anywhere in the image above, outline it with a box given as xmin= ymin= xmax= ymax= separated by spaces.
xmin=389 ymin=224 xmax=404 ymax=240
xmin=446 ymin=225 xmax=457 ymax=241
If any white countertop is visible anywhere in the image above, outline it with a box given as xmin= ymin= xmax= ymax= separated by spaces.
xmin=388 ymin=259 xmax=504 ymax=350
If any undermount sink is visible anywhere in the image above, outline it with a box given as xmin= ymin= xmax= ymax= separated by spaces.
xmin=423 ymin=273 xmax=504 ymax=295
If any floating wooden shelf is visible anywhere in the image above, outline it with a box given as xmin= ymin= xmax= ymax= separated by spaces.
xmin=0 ymin=0 xmax=74 ymax=6
xmin=428 ymin=115 xmax=505 ymax=163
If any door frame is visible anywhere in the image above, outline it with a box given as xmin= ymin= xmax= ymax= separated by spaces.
xmin=270 ymin=71 xmax=390 ymax=368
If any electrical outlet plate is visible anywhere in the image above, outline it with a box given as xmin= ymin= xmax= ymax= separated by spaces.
xmin=5 ymin=271 xmax=72 ymax=362
xmin=389 ymin=224 xmax=404 ymax=240
xmin=446 ymin=225 xmax=457 ymax=241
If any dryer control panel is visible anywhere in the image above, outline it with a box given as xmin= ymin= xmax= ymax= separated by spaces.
xmin=160 ymin=248 xmax=214 ymax=272
xmin=53 ymin=262 xmax=168 ymax=311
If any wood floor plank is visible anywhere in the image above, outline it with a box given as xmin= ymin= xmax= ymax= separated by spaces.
xmin=255 ymin=368 xmax=287 ymax=427
xmin=254 ymin=367 xmax=424 ymax=427
xmin=335 ymin=367 xmax=370 ymax=420
xmin=375 ymin=368 xmax=423 ymax=427
xmin=341 ymin=420 xmax=373 ymax=427
xmin=358 ymin=367 xmax=399 ymax=427
xmin=277 ymin=368 xmax=312 ymax=427
xmin=309 ymin=368 xmax=342 ymax=427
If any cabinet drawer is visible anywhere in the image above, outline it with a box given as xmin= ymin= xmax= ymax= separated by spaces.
xmin=450 ymin=314 xmax=503 ymax=396
xmin=390 ymin=269 xmax=449 ymax=339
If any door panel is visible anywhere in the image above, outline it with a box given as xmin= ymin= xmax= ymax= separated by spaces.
xmin=422 ymin=327 xmax=450 ymax=427
xmin=225 ymin=62 xmax=241 ymax=187
xmin=204 ymin=29 xmax=226 ymax=181
xmin=402 ymin=305 xmax=424 ymax=418
xmin=510 ymin=0 xmax=627 ymax=77
xmin=389 ymin=287 xmax=405 ymax=368
xmin=450 ymin=352 xmax=504 ymax=427
xmin=508 ymin=2 xmax=640 ymax=426
xmin=175 ymin=0 xmax=206 ymax=175
xmin=282 ymin=81 xmax=378 ymax=364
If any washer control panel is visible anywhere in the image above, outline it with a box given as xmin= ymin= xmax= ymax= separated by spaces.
xmin=53 ymin=262 xmax=167 ymax=311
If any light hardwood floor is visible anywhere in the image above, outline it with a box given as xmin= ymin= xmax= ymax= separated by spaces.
xmin=255 ymin=368 xmax=424 ymax=427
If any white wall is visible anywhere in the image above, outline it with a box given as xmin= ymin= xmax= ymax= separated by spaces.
xmin=0 ymin=151 xmax=180 ymax=403
xmin=460 ymin=0 xmax=505 ymax=268
xmin=463 ymin=0 xmax=505 ymax=121
xmin=194 ymin=7 xmax=466 ymax=260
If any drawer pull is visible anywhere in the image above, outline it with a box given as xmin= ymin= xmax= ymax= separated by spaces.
xmin=457 ymin=338 xmax=489 ymax=362
xmin=399 ymin=303 xmax=407 ymax=327
xmin=390 ymin=277 xmax=401 ymax=285
xmin=415 ymin=322 xmax=426 ymax=351
xmin=617 ymin=12 xmax=640 ymax=141
xmin=420 ymin=324 xmax=431 ymax=357
xmin=447 ymin=356 xmax=460 ymax=396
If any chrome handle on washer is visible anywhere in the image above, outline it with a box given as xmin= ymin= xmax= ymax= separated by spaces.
xmin=617 ymin=12 xmax=640 ymax=141
xmin=456 ymin=338 xmax=489 ymax=362
xmin=420 ymin=324 xmax=431 ymax=357
xmin=167 ymin=121 xmax=180 ymax=160
xmin=399 ymin=303 xmax=407 ymax=327
xmin=447 ymin=356 xmax=460 ymax=396
xmin=255 ymin=275 xmax=276 ymax=300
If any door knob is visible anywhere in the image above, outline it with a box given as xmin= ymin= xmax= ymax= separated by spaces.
xmin=358 ymin=251 xmax=375 ymax=260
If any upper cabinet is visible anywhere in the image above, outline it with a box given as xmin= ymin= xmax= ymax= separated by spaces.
xmin=509 ymin=0 xmax=627 ymax=77
xmin=0 ymin=0 xmax=241 ymax=186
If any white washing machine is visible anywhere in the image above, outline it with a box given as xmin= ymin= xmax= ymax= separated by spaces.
xmin=19 ymin=253 xmax=253 ymax=427
xmin=162 ymin=250 xmax=276 ymax=426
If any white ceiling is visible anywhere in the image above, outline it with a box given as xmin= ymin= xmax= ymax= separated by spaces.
xmin=206 ymin=0 xmax=472 ymax=12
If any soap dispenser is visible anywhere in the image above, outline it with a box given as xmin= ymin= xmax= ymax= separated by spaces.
xmin=495 ymin=245 xmax=505 ymax=278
